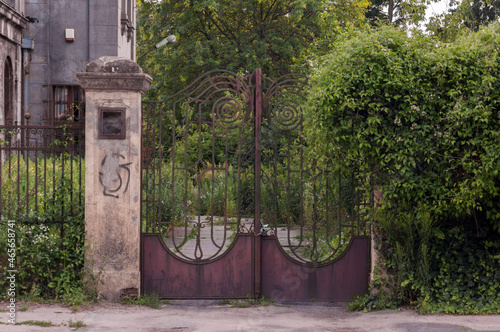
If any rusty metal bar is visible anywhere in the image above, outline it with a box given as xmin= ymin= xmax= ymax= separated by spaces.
xmin=8 ymin=146 xmax=12 ymax=220
xmin=254 ymin=68 xmax=262 ymax=297
xmin=158 ymin=102 xmax=163 ymax=234
xmin=70 ymin=142 xmax=74 ymax=215
xmin=79 ymin=139 xmax=83 ymax=208
xmin=16 ymin=150 xmax=20 ymax=218
xmin=170 ymin=102 xmax=177 ymax=236
xmin=35 ymin=148 xmax=39 ymax=211
xmin=25 ymin=148 xmax=29 ymax=216
xmin=44 ymin=150 xmax=47 ymax=212
xmin=61 ymin=151 xmax=65 ymax=216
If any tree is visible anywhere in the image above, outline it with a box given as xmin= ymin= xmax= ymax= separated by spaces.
xmin=428 ymin=0 xmax=500 ymax=41
xmin=137 ymin=0 xmax=368 ymax=98
xmin=366 ymin=0 xmax=432 ymax=26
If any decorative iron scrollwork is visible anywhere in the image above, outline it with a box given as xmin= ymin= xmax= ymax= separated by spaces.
xmin=213 ymin=96 xmax=247 ymax=129
xmin=141 ymin=70 xmax=369 ymax=265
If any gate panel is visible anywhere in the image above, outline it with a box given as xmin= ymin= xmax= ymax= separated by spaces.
xmin=143 ymin=234 xmax=254 ymax=298
xmin=141 ymin=69 xmax=370 ymax=300
xmin=261 ymin=237 xmax=370 ymax=301
xmin=259 ymin=73 xmax=369 ymax=265
xmin=142 ymin=71 xmax=258 ymax=298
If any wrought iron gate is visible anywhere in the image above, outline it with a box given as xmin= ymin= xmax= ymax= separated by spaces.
xmin=141 ymin=69 xmax=370 ymax=301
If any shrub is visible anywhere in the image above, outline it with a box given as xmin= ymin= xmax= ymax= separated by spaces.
xmin=308 ymin=25 xmax=500 ymax=312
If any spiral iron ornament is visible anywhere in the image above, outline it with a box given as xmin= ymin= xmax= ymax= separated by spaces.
xmin=213 ymin=95 xmax=247 ymax=129
xmin=269 ymin=98 xmax=302 ymax=131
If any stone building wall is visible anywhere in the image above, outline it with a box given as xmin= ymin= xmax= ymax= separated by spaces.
xmin=0 ymin=0 xmax=27 ymax=126
xmin=23 ymin=0 xmax=136 ymax=124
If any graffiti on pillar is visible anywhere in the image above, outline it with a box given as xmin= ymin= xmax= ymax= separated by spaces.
xmin=99 ymin=152 xmax=132 ymax=199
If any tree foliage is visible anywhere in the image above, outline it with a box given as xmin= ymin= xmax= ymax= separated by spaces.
xmin=428 ymin=0 xmax=500 ymax=42
xmin=366 ymin=0 xmax=433 ymax=27
xmin=137 ymin=0 xmax=368 ymax=98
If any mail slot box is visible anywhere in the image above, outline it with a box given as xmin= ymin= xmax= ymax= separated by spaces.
xmin=99 ymin=108 xmax=126 ymax=139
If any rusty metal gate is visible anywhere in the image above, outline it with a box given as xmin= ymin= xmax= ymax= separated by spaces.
xmin=141 ymin=69 xmax=370 ymax=301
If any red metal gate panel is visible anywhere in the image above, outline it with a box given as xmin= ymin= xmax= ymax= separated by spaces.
xmin=142 ymin=234 xmax=254 ymax=298
xmin=260 ymin=237 xmax=370 ymax=301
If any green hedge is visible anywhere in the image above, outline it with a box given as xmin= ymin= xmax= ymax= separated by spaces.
xmin=308 ymin=25 xmax=500 ymax=313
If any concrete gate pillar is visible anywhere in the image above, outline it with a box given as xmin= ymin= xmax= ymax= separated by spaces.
xmin=76 ymin=56 xmax=151 ymax=301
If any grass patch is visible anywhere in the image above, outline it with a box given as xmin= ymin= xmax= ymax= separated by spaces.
xmin=68 ymin=319 xmax=86 ymax=328
xmin=121 ymin=291 xmax=164 ymax=309
xmin=16 ymin=320 xmax=56 ymax=327
xmin=227 ymin=295 xmax=274 ymax=308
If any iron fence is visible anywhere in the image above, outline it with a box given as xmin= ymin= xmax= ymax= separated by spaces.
xmin=0 ymin=121 xmax=85 ymax=297
xmin=0 ymin=122 xmax=85 ymax=223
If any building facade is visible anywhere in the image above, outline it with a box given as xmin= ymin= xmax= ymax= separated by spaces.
xmin=11 ymin=0 xmax=136 ymax=125
xmin=0 ymin=0 xmax=27 ymax=126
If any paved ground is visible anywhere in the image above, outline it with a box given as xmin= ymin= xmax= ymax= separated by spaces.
xmin=164 ymin=216 xmax=307 ymax=260
xmin=2 ymin=301 xmax=500 ymax=332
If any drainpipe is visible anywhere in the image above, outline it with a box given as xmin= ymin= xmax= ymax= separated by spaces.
xmin=21 ymin=37 xmax=34 ymax=125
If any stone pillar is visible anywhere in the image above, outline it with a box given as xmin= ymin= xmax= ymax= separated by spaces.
xmin=76 ymin=56 xmax=151 ymax=301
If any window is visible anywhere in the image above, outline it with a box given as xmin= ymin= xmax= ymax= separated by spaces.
xmin=3 ymin=58 xmax=13 ymax=125
xmin=47 ymin=85 xmax=85 ymax=124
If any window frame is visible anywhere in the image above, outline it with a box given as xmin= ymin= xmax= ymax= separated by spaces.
xmin=46 ymin=84 xmax=85 ymax=124
xmin=98 ymin=108 xmax=126 ymax=140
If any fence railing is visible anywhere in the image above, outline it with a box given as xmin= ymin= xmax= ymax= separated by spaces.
xmin=0 ymin=123 xmax=85 ymax=223
xmin=0 ymin=122 xmax=86 ymax=297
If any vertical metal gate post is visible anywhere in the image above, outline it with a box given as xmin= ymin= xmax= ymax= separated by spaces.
xmin=253 ymin=68 xmax=262 ymax=298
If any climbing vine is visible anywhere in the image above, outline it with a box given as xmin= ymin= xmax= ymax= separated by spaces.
xmin=308 ymin=25 xmax=500 ymax=313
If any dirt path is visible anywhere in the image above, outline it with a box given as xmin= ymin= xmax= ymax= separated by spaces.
xmin=2 ymin=301 xmax=500 ymax=332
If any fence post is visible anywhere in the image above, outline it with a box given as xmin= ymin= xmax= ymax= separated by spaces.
xmin=76 ymin=56 xmax=151 ymax=300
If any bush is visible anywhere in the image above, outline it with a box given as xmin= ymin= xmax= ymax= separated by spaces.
xmin=308 ymin=25 xmax=500 ymax=312
xmin=308 ymin=24 xmax=500 ymax=230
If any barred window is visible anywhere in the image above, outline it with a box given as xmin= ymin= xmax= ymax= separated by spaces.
xmin=48 ymin=85 xmax=85 ymax=123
